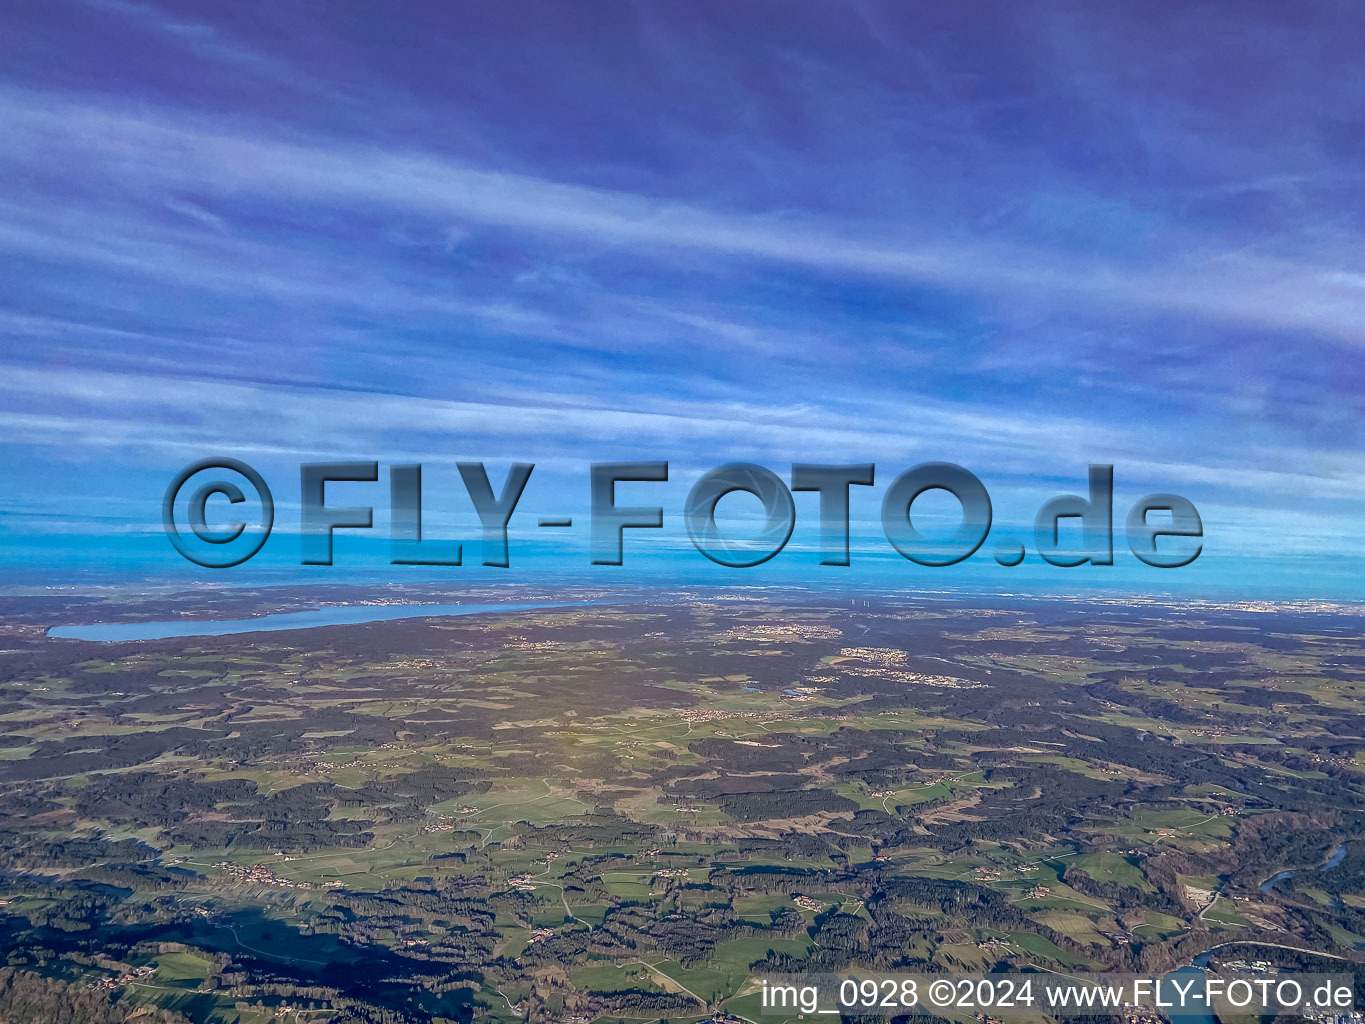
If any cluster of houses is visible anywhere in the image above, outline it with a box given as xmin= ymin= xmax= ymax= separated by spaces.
xmin=718 ymin=623 xmax=842 ymax=642
xmin=422 ymin=820 xmax=460 ymax=832
xmin=216 ymin=861 xmax=341 ymax=891
xmin=91 ymin=965 xmax=154 ymax=990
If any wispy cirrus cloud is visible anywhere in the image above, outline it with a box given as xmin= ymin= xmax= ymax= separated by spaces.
xmin=7 ymin=90 xmax=1365 ymax=346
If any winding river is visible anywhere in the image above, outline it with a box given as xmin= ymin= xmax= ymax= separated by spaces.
xmin=1259 ymin=841 xmax=1347 ymax=894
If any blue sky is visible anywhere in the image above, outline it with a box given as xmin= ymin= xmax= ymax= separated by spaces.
xmin=2 ymin=1 xmax=1363 ymax=597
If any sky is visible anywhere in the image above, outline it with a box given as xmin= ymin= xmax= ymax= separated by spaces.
xmin=2 ymin=1 xmax=1363 ymax=598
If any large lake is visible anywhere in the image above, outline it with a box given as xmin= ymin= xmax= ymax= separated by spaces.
xmin=47 ymin=600 xmax=600 ymax=642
